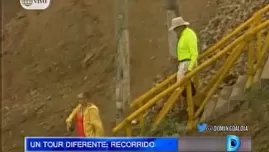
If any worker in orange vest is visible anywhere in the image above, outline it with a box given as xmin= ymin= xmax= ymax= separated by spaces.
xmin=65 ymin=92 xmax=104 ymax=137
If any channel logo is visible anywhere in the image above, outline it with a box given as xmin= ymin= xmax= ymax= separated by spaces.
xmin=226 ymin=135 xmax=241 ymax=151
xmin=20 ymin=0 xmax=51 ymax=10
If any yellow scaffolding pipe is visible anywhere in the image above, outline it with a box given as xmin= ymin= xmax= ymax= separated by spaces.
xmin=195 ymin=42 xmax=246 ymax=118
xmin=113 ymin=6 xmax=269 ymax=135
xmin=152 ymin=87 xmax=183 ymax=129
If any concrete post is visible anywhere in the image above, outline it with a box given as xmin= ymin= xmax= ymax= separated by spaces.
xmin=165 ymin=0 xmax=180 ymax=72
xmin=115 ymin=0 xmax=131 ymax=134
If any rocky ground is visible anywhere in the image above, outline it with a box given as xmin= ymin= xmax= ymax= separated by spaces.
xmin=199 ymin=0 xmax=269 ymax=49
xmin=198 ymin=0 xmax=269 ymax=86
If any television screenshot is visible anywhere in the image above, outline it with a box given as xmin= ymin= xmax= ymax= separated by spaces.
xmin=2 ymin=0 xmax=269 ymax=152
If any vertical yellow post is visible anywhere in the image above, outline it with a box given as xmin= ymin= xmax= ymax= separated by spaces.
xmin=186 ymin=81 xmax=195 ymax=130
xmin=254 ymin=32 xmax=269 ymax=83
xmin=245 ymin=14 xmax=261 ymax=89
xmin=246 ymin=37 xmax=255 ymax=89
xmin=255 ymin=14 xmax=262 ymax=61
xmin=125 ymin=123 xmax=132 ymax=136
xmin=138 ymin=102 xmax=144 ymax=136
xmin=193 ymin=73 xmax=200 ymax=90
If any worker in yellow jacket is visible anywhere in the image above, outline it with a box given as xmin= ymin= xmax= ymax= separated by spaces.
xmin=169 ymin=17 xmax=198 ymax=82
xmin=169 ymin=17 xmax=198 ymax=98
xmin=65 ymin=92 xmax=104 ymax=137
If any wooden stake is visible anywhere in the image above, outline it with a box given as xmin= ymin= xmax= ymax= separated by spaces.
xmin=115 ymin=0 xmax=130 ymax=132
xmin=165 ymin=0 xmax=180 ymax=71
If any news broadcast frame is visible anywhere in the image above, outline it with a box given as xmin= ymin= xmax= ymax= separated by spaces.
xmin=25 ymin=136 xmax=251 ymax=151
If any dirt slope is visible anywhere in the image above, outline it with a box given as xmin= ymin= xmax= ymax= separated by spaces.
xmin=2 ymin=1 xmax=115 ymax=151
xmin=2 ymin=0 xmax=216 ymax=152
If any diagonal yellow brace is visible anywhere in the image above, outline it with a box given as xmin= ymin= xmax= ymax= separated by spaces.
xmin=152 ymin=87 xmax=183 ymax=130
xmin=130 ymin=74 xmax=176 ymax=109
xmin=195 ymin=42 xmax=246 ymax=118
xmin=113 ymin=20 xmax=269 ymax=135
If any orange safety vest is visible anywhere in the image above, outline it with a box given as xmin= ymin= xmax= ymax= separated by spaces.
xmin=76 ymin=110 xmax=85 ymax=137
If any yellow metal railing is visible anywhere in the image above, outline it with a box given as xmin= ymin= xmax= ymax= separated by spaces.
xmin=113 ymin=4 xmax=269 ymax=136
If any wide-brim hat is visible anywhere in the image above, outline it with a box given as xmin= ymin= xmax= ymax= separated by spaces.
xmin=169 ymin=17 xmax=190 ymax=31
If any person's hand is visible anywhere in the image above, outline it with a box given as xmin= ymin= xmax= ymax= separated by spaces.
xmin=66 ymin=118 xmax=74 ymax=132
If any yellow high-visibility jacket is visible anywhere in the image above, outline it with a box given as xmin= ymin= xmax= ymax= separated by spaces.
xmin=66 ymin=103 xmax=105 ymax=137
xmin=177 ymin=27 xmax=198 ymax=71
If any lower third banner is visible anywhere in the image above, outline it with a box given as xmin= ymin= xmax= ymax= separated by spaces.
xmin=25 ymin=137 xmax=178 ymax=151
